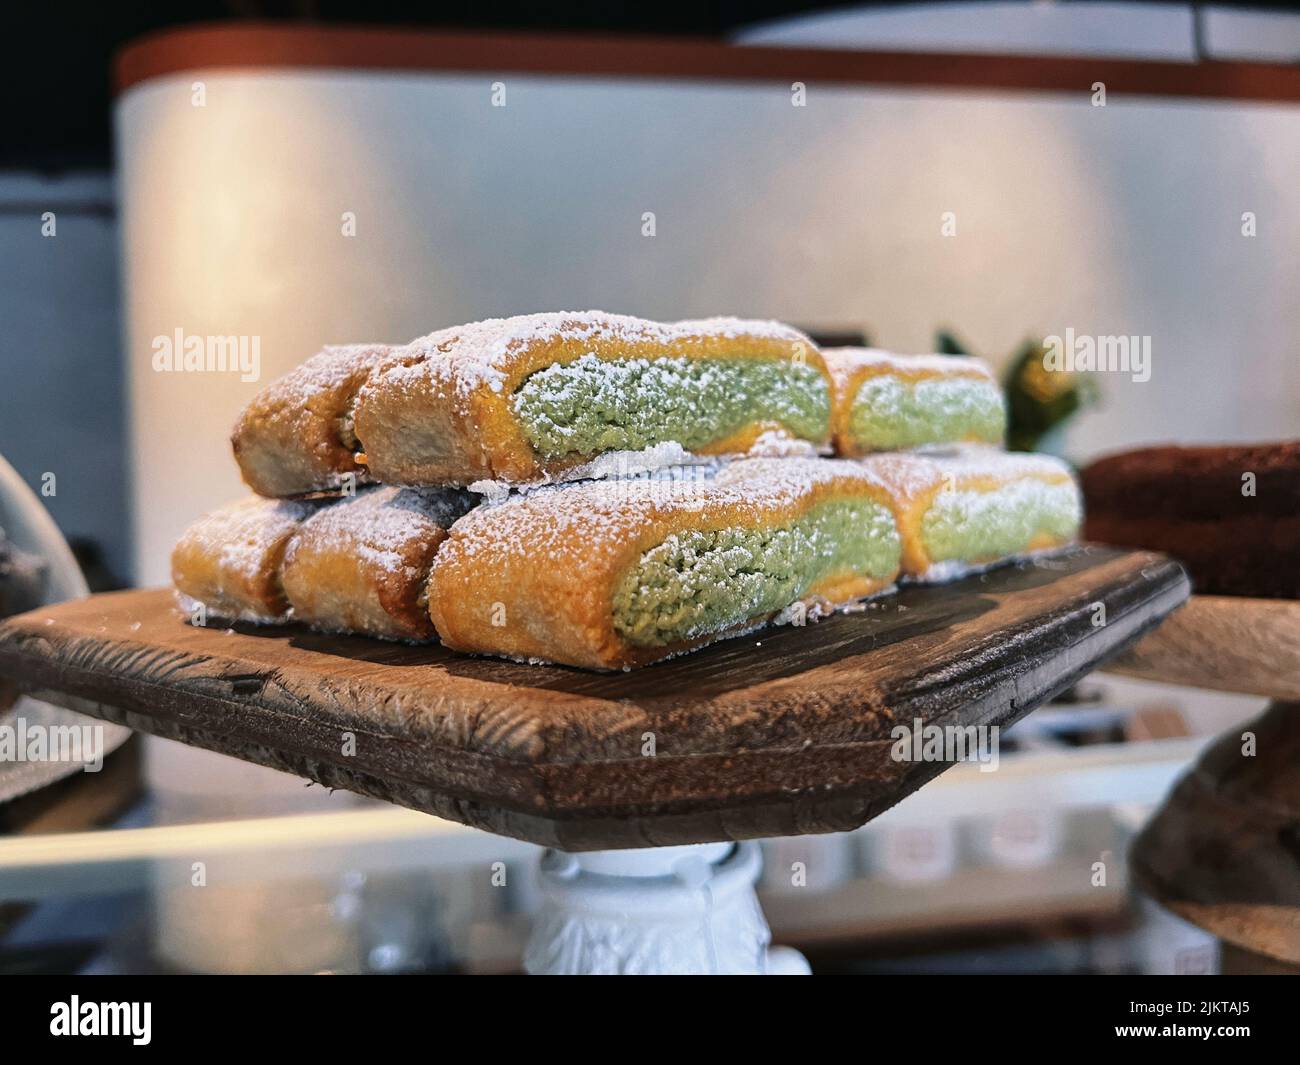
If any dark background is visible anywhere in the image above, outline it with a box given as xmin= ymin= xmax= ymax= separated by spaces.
xmin=7 ymin=1 xmax=1300 ymax=169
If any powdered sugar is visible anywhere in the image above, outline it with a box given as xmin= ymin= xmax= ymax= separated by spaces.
xmin=857 ymin=445 xmax=1074 ymax=504
xmin=178 ymin=496 xmax=322 ymax=588
xmin=563 ymin=442 xmax=710 ymax=483
xmin=823 ymin=347 xmax=996 ymax=389
xmin=464 ymin=435 xmax=829 ymax=501
xmin=716 ymin=455 xmax=901 ymax=499
xmin=772 ymin=590 xmax=897 ymax=627
xmin=288 ymin=485 xmax=473 ymax=575
xmin=235 ymin=344 xmax=389 ymax=419
xmin=745 ymin=430 xmax=825 ymax=458
xmin=367 ymin=310 xmax=814 ymax=403
xmin=913 ymin=545 xmax=1075 ymax=584
xmin=930 ymin=445 xmax=1074 ymax=483
xmin=278 ymin=343 xmax=391 ymax=394
xmin=468 ymin=442 xmax=720 ymax=500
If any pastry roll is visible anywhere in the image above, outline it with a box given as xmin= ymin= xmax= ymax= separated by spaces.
xmin=353 ymin=311 xmax=831 ymax=487
xmin=232 ymin=343 xmax=392 ymax=497
xmin=427 ymin=457 xmax=902 ymax=670
xmin=281 ymin=485 xmax=474 ymax=641
xmin=825 ymin=348 xmax=1005 ymax=457
xmin=171 ymin=496 xmax=324 ymax=622
xmin=863 ymin=447 xmax=1081 ymax=581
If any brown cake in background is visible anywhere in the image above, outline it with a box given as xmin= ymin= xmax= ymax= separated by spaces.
xmin=1081 ymin=441 xmax=1300 ymax=599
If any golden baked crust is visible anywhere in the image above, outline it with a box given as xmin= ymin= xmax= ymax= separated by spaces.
xmin=232 ymin=344 xmax=392 ymax=497
xmin=824 ymin=348 xmax=999 ymax=458
xmin=353 ymin=311 xmax=827 ymax=486
xmin=171 ymin=497 xmax=323 ymax=621
xmin=281 ymin=486 xmax=473 ymax=641
xmin=861 ymin=447 xmax=1077 ymax=574
xmin=426 ymin=457 xmax=900 ymax=670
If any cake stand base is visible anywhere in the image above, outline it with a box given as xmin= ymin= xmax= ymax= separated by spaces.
xmin=523 ymin=842 xmax=810 ymax=975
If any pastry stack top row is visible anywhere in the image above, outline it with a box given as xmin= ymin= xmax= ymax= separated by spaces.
xmin=229 ymin=311 xmax=1005 ymax=496
xmin=173 ymin=311 xmax=1082 ymax=670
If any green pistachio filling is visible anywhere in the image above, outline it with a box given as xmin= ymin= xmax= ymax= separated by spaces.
xmin=512 ymin=354 xmax=830 ymax=460
xmin=921 ymin=481 xmax=1080 ymax=563
xmin=612 ymin=499 xmax=900 ymax=647
xmin=850 ymin=375 xmax=1005 ymax=451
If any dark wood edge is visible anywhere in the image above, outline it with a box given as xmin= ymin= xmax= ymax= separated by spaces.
xmin=114 ymin=22 xmax=1300 ymax=104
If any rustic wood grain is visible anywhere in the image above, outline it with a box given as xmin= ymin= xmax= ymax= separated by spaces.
xmin=1131 ymin=700 xmax=1300 ymax=965
xmin=1105 ymin=594 xmax=1300 ymax=701
xmin=0 ymin=545 xmax=1186 ymax=850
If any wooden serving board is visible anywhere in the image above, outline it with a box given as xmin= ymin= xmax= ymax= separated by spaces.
xmin=0 ymin=546 xmax=1187 ymax=850
xmin=1105 ymin=594 xmax=1300 ymax=701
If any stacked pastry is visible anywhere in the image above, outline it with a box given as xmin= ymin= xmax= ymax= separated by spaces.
xmin=173 ymin=311 xmax=1082 ymax=670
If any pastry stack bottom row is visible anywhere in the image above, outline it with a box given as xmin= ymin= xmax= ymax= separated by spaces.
xmin=173 ymin=311 xmax=1082 ymax=671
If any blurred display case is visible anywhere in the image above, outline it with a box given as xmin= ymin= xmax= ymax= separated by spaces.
xmin=0 ymin=673 xmax=1260 ymax=975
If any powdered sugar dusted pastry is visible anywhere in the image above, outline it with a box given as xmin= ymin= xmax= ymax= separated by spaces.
xmin=353 ymin=311 xmax=831 ymax=487
xmin=171 ymin=496 xmax=325 ymax=622
xmin=281 ymin=485 xmax=474 ymax=641
xmin=825 ymin=348 xmax=1005 ymax=457
xmin=232 ymin=343 xmax=392 ymax=497
xmin=427 ymin=457 xmax=902 ymax=670
xmin=862 ymin=446 xmax=1081 ymax=581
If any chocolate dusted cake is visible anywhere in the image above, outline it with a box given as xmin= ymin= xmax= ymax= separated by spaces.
xmin=1081 ymin=441 xmax=1300 ymax=599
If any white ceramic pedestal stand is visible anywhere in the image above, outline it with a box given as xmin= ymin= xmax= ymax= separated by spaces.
xmin=523 ymin=841 xmax=811 ymax=975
